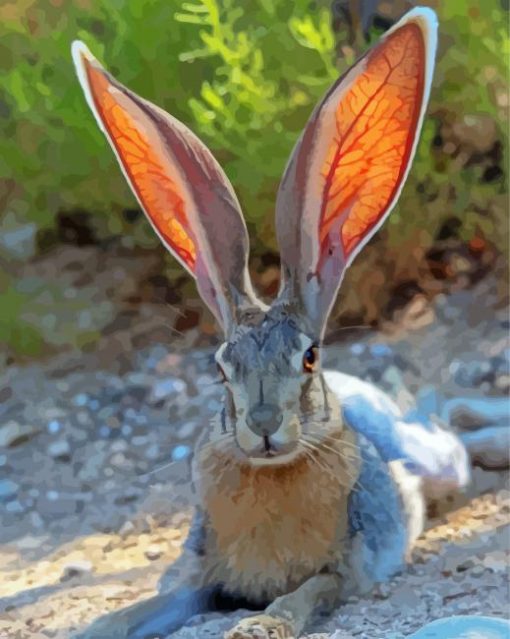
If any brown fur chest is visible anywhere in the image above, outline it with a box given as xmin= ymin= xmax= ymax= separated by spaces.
xmin=194 ymin=430 xmax=359 ymax=601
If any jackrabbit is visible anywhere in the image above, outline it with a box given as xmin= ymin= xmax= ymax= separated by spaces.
xmin=72 ymin=7 xmax=469 ymax=638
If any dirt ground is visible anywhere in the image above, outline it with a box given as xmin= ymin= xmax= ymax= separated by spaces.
xmin=0 ymin=273 xmax=509 ymax=638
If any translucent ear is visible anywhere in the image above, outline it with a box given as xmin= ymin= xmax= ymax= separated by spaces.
xmin=72 ymin=41 xmax=260 ymax=334
xmin=275 ymin=8 xmax=437 ymax=336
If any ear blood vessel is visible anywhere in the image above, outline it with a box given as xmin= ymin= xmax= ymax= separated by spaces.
xmin=71 ymin=8 xmax=471 ymax=639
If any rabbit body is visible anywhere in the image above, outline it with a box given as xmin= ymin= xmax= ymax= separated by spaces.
xmin=70 ymin=7 xmax=469 ymax=638
xmin=159 ymin=366 xmax=421 ymax=606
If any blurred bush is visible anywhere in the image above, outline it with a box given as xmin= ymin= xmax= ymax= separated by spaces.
xmin=0 ymin=0 xmax=508 ymax=355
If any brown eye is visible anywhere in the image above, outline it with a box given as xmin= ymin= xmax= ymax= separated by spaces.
xmin=303 ymin=345 xmax=319 ymax=373
xmin=217 ymin=363 xmax=227 ymax=383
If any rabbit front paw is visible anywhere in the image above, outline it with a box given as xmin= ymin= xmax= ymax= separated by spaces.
xmin=224 ymin=614 xmax=295 ymax=639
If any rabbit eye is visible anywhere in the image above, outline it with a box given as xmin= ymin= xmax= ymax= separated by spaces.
xmin=303 ymin=345 xmax=319 ymax=373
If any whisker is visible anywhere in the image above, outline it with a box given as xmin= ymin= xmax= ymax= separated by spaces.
xmin=304 ymin=431 xmax=360 ymax=454
xmin=301 ymin=434 xmax=360 ymax=486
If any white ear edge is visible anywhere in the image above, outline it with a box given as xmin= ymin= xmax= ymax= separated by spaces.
xmin=71 ymin=40 xmax=109 ymax=137
xmin=344 ymin=6 xmax=438 ymax=269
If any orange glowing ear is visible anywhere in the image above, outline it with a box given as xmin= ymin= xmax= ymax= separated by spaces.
xmin=72 ymin=42 xmax=259 ymax=332
xmin=275 ymin=8 xmax=437 ymax=333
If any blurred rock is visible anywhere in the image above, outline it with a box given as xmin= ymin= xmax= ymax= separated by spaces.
xmin=0 ymin=479 xmax=19 ymax=502
xmin=461 ymin=427 xmax=510 ymax=470
xmin=0 ymin=420 xmax=40 ymax=448
xmin=0 ymin=219 xmax=37 ymax=260
xmin=47 ymin=439 xmax=72 ymax=461
xmin=60 ymin=560 xmax=93 ymax=581
xmin=144 ymin=544 xmax=163 ymax=560
xmin=151 ymin=377 xmax=187 ymax=403
xmin=451 ymin=115 xmax=499 ymax=154
xmin=171 ymin=445 xmax=191 ymax=462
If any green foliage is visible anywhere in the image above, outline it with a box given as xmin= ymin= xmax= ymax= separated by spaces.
xmin=0 ymin=0 xmax=508 ymax=355
xmin=0 ymin=0 xmax=341 ymax=247
xmin=389 ymin=0 xmax=509 ymax=250
xmin=0 ymin=273 xmax=45 ymax=357
xmin=1 ymin=0 xmax=507 ymax=248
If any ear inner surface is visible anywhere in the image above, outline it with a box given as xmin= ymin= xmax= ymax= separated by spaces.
xmin=84 ymin=63 xmax=198 ymax=272
xmin=274 ymin=8 xmax=437 ymax=333
xmin=318 ymin=22 xmax=425 ymax=262
xmin=72 ymin=41 xmax=261 ymax=332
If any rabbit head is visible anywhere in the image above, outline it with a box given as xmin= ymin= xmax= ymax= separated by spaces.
xmin=72 ymin=7 xmax=437 ymax=466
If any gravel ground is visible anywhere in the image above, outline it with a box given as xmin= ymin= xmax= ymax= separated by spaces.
xmin=0 ymin=277 xmax=508 ymax=638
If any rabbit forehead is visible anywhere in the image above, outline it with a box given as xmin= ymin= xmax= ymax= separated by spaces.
xmin=218 ymin=314 xmax=312 ymax=373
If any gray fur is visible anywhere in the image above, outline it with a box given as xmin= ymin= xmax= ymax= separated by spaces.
xmin=71 ymin=11 xmax=452 ymax=637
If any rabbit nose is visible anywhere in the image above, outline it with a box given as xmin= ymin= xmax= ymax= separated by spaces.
xmin=247 ymin=404 xmax=283 ymax=436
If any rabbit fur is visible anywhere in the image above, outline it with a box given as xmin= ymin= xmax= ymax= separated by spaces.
xmin=71 ymin=6 xmax=471 ymax=638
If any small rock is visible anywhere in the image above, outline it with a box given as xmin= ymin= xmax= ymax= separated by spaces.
xmin=145 ymin=444 xmax=160 ymax=460
xmin=48 ymin=439 xmax=72 ymax=461
xmin=0 ymin=479 xmax=19 ymax=502
xmin=119 ymin=520 xmax=135 ymax=538
xmin=121 ymin=424 xmax=133 ymax=437
xmin=471 ymin=564 xmax=486 ymax=577
xmin=171 ymin=445 xmax=191 ymax=462
xmin=73 ymin=393 xmax=88 ymax=407
xmin=177 ymin=422 xmax=197 ymax=440
xmin=451 ymin=114 xmax=498 ymax=154
xmin=47 ymin=419 xmax=61 ymax=434
xmin=98 ymin=425 xmax=112 ymax=439
xmin=30 ymin=511 xmax=44 ymax=529
xmin=0 ymin=420 xmax=40 ymax=448
xmin=0 ymin=220 xmax=37 ymax=259
xmin=6 ymin=500 xmax=25 ymax=514
xmin=144 ymin=545 xmax=163 ymax=560
xmin=151 ymin=377 xmax=186 ymax=402
xmin=369 ymin=343 xmax=393 ymax=358
xmin=350 ymin=343 xmax=366 ymax=356
xmin=60 ymin=560 xmax=93 ymax=581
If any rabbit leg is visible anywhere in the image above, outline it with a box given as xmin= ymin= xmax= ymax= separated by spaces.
xmin=225 ymin=573 xmax=341 ymax=639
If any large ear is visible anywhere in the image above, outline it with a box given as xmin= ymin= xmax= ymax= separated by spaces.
xmin=71 ymin=41 xmax=260 ymax=335
xmin=275 ymin=8 xmax=437 ymax=336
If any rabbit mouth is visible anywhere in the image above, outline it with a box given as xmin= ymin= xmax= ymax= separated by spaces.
xmin=244 ymin=436 xmax=301 ymax=466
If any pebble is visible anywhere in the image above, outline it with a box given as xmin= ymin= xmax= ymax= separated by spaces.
xmin=171 ymin=445 xmax=191 ymax=462
xmin=73 ymin=393 xmax=88 ymax=407
xmin=121 ymin=424 xmax=133 ymax=437
xmin=47 ymin=419 xmax=61 ymax=434
xmin=145 ymin=444 xmax=160 ymax=460
xmin=144 ymin=545 xmax=163 ymax=560
xmin=48 ymin=439 xmax=72 ymax=461
xmin=118 ymin=520 xmax=135 ymax=537
xmin=0 ymin=479 xmax=19 ymax=501
xmin=177 ymin=422 xmax=197 ymax=440
xmin=6 ymin=499 xmax=25 ymax=514
xmin=369 ymin=343 xmax=393 ymax=358
xmin=60 ymin=559 xmax=93 ymax=581
xmin=30 ymin=511 xmax=44 ymax=528
xmin=98 ymin=425 xmax=112 ymax=439
xmin=350 ymin=343 xmax=366 ymax=356
xmin=151 ymin=377 xmax=186 ymax=402
xmin=0 ymin=420 xmax=40 ymax=448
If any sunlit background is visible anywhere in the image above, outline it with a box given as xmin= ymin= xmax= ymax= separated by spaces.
xmin=0 ymin=0 xmax=508 ymax=359
xmin=0 ymin=2 xmax=508 ymax=638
